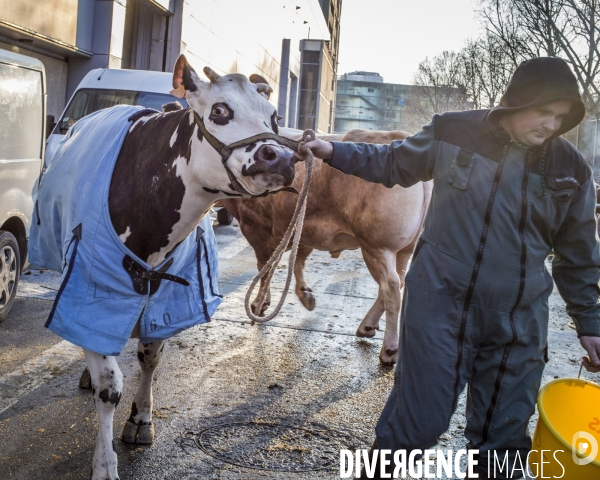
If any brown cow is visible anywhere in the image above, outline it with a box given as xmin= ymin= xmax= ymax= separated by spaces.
xmin=218 ymin=128 xmax=432 ymax=365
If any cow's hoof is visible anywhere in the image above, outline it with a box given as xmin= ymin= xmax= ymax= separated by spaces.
xmin=379 ymin=348 xmax=398 ymax=366
xmin=121 ymin=421 xmax=155 ymax=444
xmin=121 ymin=420 xmax=139 ymax=443
xmin=355 ymin=325 xmax=378 ymax=338
xmin=299 ymin=291 xmax=316 ymax=311
xmin=79 ymin=367 xmax=92 ymax=389
xmin=251 ymin=302 xmax=270 ymax=316
xmin=136 ymin=423 xmax=155 ymax=444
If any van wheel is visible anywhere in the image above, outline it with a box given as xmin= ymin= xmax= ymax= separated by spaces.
xmin=0 ymin=231 xmax=20 ymax=321
xmin=217 ymin=208 xmax=234 ymax=225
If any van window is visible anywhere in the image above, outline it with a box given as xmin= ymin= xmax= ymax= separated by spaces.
xmin=0 ymin=63 xmax=43 ymax=160
xmin=59 ymin=89 xmax=189 ymax=133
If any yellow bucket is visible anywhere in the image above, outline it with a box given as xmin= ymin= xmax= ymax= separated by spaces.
xmin=529 ymin=378 xmax=600 ymax=480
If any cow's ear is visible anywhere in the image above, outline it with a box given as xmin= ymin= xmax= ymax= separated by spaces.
xmin=249 ymin=74 xmax=269 ymax=85
xmin=171 ymin=54 xmax=198 ymax=98
xmin=249 ymin=73 xmax=273 ymax=100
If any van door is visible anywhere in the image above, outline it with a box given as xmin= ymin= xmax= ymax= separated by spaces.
xmin=0 ymin=59 xmax=44 ymax=319
xmin=0 ymin=61 xmax=43 ymax=230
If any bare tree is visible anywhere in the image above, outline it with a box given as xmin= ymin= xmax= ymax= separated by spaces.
xmin=405 ymin=51 xmax=469 ymax=129
xmin=480 ymin=0 xmax=600 ymax=117
xmin=459 ymin=35 xmax=514 ymax=109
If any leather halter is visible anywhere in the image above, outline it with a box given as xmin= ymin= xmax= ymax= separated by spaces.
xmin=192 ymin=110 xmax=300 ymax=197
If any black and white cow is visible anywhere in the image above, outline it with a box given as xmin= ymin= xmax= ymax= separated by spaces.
xmin=84 ymin=55 xmax=297 ymax=480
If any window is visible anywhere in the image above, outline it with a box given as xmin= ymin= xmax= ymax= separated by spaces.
xmin=368 ymin=88 xmax=374 ymax=93
xmin=0 ymin=63 xmax=43 ymax=160
xmin=59 ymin=88 xmax=189 ymax=133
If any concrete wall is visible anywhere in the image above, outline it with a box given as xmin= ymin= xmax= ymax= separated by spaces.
xmin=67 ymin=0 xmax=127 ymax=97
xmin=0 ymin=0 xmax=79 ymax=47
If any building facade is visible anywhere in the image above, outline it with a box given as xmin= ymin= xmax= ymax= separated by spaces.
xmin=0 ymin=0 xmax=340 ymax=134
xmin=335 ymin=72 xmax=410 ymax=134
xmin=335 ymin=71 xmax=470 ymax=134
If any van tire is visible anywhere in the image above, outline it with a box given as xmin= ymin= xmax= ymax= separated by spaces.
xmin=0 ymin=231 xmax=20 ymax=321
xmin=217 ymin=208 xmax=234 ymax=225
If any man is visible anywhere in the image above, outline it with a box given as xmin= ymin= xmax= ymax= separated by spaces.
xmin=304 ymin=58 xmax=600 ymax=479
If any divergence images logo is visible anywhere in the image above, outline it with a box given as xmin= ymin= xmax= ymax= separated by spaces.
xmin=572 ymin=431 xmax=598 ymax=466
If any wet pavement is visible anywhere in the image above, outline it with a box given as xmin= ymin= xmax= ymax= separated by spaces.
xmin=0 ymin=218 xmax=597 ymax=479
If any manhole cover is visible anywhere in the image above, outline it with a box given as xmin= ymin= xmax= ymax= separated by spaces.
xmin=179 ymin=421 xmax=356 ymax=472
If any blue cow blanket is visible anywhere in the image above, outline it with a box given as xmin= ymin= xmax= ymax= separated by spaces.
xmin=29 ymin=105 xmax=222 ymax=356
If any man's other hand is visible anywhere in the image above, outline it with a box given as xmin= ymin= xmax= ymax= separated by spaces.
xmin=580 ymin=336 xmax=600 ymax=372
xmin=296 ymin=138 xmax=333 ymax=161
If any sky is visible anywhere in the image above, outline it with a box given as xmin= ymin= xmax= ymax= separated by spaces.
xmin=336 ymin=0 xmax=484 ymax=85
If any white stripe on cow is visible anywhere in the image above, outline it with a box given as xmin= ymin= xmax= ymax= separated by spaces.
xmin=119 ymin=226 xmax=132 ymax=242
xmin=169 ymin=129 xmax=178 ymax=148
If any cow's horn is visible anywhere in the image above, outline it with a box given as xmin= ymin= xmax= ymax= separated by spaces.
xmin=203 ymin=67 xmax=220 ymax=83
xmin=256 ymin=83 xmax=273 ymax=100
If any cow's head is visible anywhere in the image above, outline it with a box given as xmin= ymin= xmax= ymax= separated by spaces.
xmin=171 ymin=54 xmax=296 ymax=196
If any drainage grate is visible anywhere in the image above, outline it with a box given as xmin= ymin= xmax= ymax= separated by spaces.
xmin=179 ymin=421 xmax=357 ymax=472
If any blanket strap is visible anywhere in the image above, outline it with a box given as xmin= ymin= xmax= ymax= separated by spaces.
xmin=123 ymin=255 xmax=190 ymax=296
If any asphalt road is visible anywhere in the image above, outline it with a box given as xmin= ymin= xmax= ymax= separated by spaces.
xmin=0 ymin=218 xmax=596 ymax=480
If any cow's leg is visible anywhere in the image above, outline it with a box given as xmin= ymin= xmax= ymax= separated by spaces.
xmin=122 ymin=340 xmax=165 ymax=444
xmin=356 ymin=288 xmax=385 ymax=338
xmin=293 ymin=245 xmax=315 ymax=310
xmin=84 ymin=349 xmax=123 ymax=480
xmin=251 ymin=258 xmax=273 ymax=316
xmin=359 ymin=247 xmax=402 ymax=365
xmin=395 ymin=238 xmax=416 ymax=288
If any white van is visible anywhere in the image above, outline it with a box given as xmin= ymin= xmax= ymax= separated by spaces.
xmin=45 ymin=68 xmax=189 ymax=164
xmin=0 ymin=49 xmax=46 ymax=320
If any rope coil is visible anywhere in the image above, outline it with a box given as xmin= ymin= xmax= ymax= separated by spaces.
xmin=244 ymin=129 xmax=316 ymax=324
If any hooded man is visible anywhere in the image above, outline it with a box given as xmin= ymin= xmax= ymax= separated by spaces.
xmin=303 ymin=57 xmax=600 ymax=479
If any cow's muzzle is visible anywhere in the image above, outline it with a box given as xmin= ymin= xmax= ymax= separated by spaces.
xmin=242 ymin=144 xmax=296 ymax=186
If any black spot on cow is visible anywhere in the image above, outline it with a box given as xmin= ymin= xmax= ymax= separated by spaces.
xmin=203 ymin=187 xmax=220 ymax=194
xmin=130 ymin=402 xmax=138 ymax=419
xmin=112 ymin=440 xmax=117 ymax=452
xmin=99 ymin=389 xmax=122 ymax=406
xmin=144 ymin=349 xmax=149 ymax=355
xmin=197 ymin=122 xmax=204 ymax=142
xmin=138 ymin=351 xmax=145 ymax=363
xmin=103 ymin=355 xmax=107 ymax=359
xmin=271 ymin=111 xmax=279 ymax=134
xmin=182 ymin=63 xmax=198 ymax=92
xmin=92 ymin=386 xmax=96 ymax=395
xmin=109 ymin=108 xmax=191 ymax=263
xmin=128 ymin=109 xmax=159 ymax=123
xmin=223 ymin=187 xmax=243 ymax=197
xmin=245 ymin=143 xmax=257 ymax=153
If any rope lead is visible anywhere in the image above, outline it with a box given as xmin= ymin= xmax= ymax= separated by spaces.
xmin=244 ymin=129 xmax=316 ymax=324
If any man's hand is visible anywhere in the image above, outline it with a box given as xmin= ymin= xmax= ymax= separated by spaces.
xmin=580 ymin=336 xmax=600 ymax=373
xmin=296 ymin=138 xmax=333 ymax=161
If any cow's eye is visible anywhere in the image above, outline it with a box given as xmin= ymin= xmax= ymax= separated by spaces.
xmin=212 ymin=105 xmax=227 ymax=116
xmin=209 ymin=102 xmax=234 ymax=125
xmin=271 ymin=111 xmax=279 ymax=134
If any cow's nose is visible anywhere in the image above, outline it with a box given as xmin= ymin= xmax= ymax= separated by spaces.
xmin=255 ymin=144 xmax=288 ymax=162
xmin=245 ymin=143 xmax=296 ymax=185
